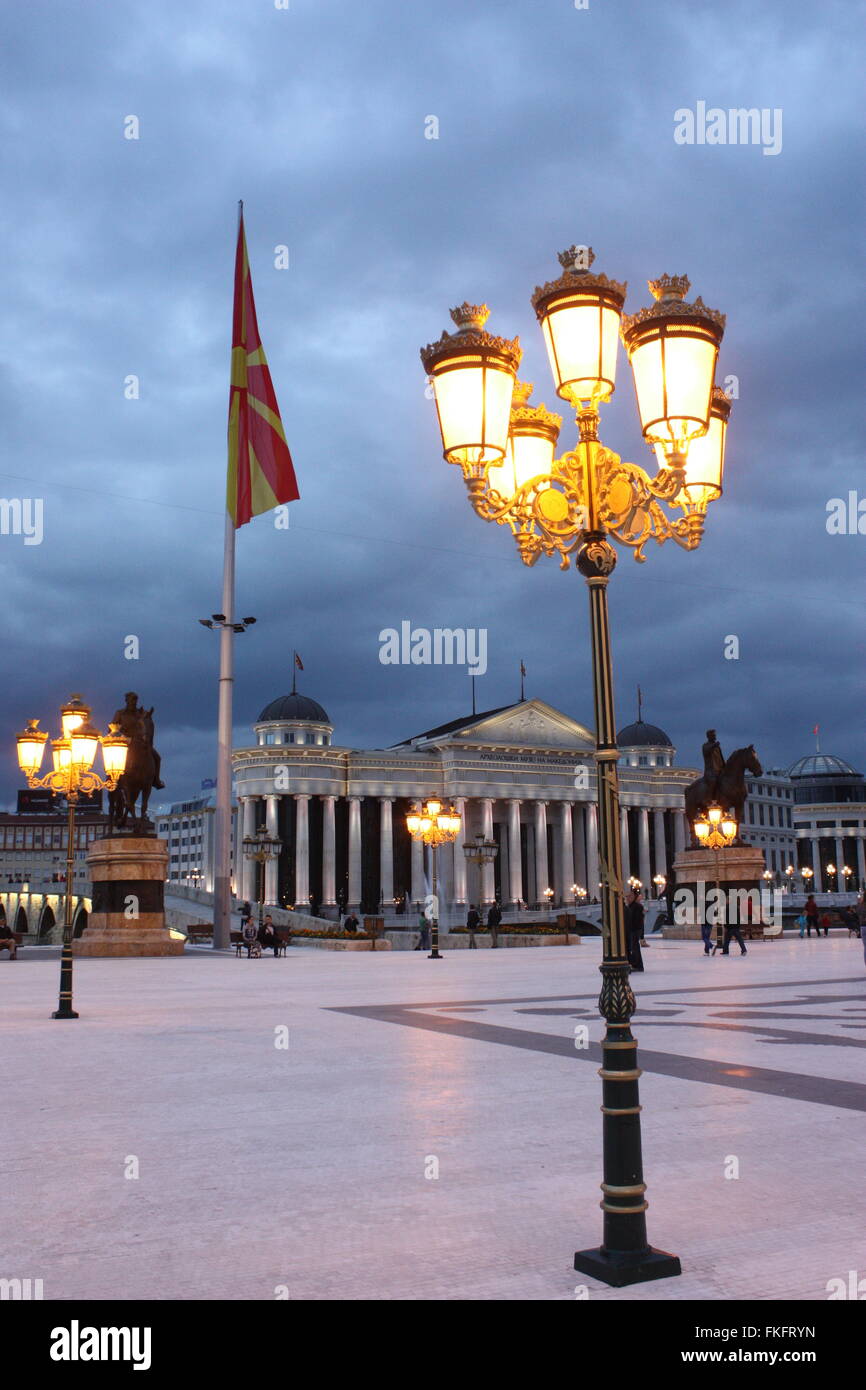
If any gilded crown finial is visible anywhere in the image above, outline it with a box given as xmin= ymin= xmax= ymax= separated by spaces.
xmin=648 ymin=274 xmax=690 ymax=302
xmin=450 ymin=302 xmax=490 ymax=331
xmin=558 ymin=245 xmax=595 ymax=273
xmin=512 ymin=380 xmax=533 ymax=406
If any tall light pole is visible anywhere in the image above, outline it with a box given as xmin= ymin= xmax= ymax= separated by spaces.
xmin=406 ymin=800 xmax=461 ymax=959
xmin=693 ymin=805 xmax=739 ymax=951
xmin=16 ymin=696 xmax=128 ymax=1019
xmin=242 ymin=825 xmax=282 ymax=929
xmin=463 ymin=831 xmax=499 ymax=914
xmin=421 ymin=246 xmax=731 ymax=1286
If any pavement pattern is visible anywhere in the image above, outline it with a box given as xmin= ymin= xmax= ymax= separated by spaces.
xmin=2 ymin=935 xmax=864 ymax=1301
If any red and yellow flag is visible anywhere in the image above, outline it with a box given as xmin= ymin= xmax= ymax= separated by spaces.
xmin=227 ymin=209 xmax=299 ymax=527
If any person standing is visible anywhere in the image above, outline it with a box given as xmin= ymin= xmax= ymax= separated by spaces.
xmin=414 ymin=908 xmax=430 ymax=952
xmin=486 ymin=901 xmax=502 ymax=949
xmin=804 ymin=894 xmax=820 ymax=937
xmin=624 ymin=887 xmax=645 ymax=972
xmin=466 ymin=904 xmax=480 ymax=949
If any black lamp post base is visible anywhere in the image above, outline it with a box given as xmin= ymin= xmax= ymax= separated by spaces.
xmin=51 ymin=1008 xmax=79 ymax=1020
xmin=574 ymin=1245 xmax=681 ymax=1288
xmin=428 ymin=951 xmax=443 ymax=959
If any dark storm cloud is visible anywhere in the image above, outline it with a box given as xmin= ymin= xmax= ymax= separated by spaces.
xmin=1 ymin=0 xmax=863 ymax=806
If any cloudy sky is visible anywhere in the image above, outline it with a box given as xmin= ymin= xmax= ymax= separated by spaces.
xmin=1 ymin=0 xmax=863 ymax=807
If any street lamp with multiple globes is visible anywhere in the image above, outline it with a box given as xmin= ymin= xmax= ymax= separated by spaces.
xmin=16 ymin=695 xmax=129 ymax=1020
xmin=242 ymin=826 xmax=283 ymax=929
xmin=826 ymin=862 xmax=837 ymax=893
xmin=801 ymin=865 xmax=814 ymax=893
xmin=653 ymin=873 xmax=667 ymax=899
xmin=421 ymin=244 xmax=731 ymax=1286
xmin=406 ymin=799 xmax=462 ymax=959
xmin=692 ymin=805 xmax=738 ymax=952
xmin=462 ymin=830 xmax=499 ymax=913
xmin=842 ymin=865 xmax=853 ymax=893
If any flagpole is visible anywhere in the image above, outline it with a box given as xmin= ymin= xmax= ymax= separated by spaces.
xmin=213 ymin=510 xmax=236 ymax=950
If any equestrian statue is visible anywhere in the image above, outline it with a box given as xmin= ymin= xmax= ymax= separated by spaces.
xmin=107 ymin=692 xmax=164 ymax=832
xmin=683 ymin=728 xmax=762 ymax=846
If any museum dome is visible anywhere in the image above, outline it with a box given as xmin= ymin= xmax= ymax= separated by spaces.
xmin=257 ymin=692 xmax=331 ymax=724
xmin=788 ymin=753 xmax=857 ymax=778
xmin=617 ymin=719 xmax=673 ymax=748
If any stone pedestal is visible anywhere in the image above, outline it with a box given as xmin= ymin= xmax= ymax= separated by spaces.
xmin=73 ymin=836 xmax=183 ymax=957
xmin=668 ymin=844 xmax=766 ymax=938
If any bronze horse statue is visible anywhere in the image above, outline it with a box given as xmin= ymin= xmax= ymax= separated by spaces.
xmin=684 ymin=744 xmax=762 ymax=845
xmin=108 ymin=707 xmax=158 ymax=831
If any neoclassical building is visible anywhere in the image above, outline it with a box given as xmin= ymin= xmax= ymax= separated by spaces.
xmin=232 ymin=691 xmax=696 ymax=918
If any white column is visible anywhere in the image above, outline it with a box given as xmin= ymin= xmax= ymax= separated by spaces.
xmin=559 ymin=802 xmax=573 ymax=906
xmin=240 ymin=796 xmax=257 ymax=901
xmin=638 ymin=807 xmax=651 ymax=890
xmin=835 ymin=836 xmax=845 ymax=890
xmin=653 ymin=809 xmax=667 ymax=883
xmin=573 ymin=805 xmax=587 ymax=894
xmin=480 ymin=798 xmax=495 ymax=904
xmin=321 ymin=796 xmax=336 ymax=908
xmin=411 ymin=834 xmax=425 ymax=907
xmin=534 ymin=801 xmax=548 ymax=907
xmin=508 ymin=798 xmax=522 ymax=907
xmin=452 ymin=797 xmax=467 ymax=906
xmin=620 ymin=806 xmax=631 ymax=881
xmin=265 ymin=794 xmax=279 ymax=904
xmin=347 ymin=796 xmax=362 ymax=910
xmin=379 ymin=798 xmax=394 ymax=908
xmin=811 ymin=836 xmax=821 ymax=889
xmin=586 ymin=801 xmax=599 ymax=899
xmin=294 ymin=794 xmax=310 ymax=909
xmin=674 ymin=808 xmax=686 ymax=856
xmin=856 ymin=835 xmax=866 ymax=890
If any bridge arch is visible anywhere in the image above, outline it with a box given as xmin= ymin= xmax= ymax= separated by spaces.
xmin=37 ymin=904 xmax=56 ymax=942
xmin=14 ymin=905 xmax=28 ymax=936
xmin=73 ymin=905 xmax=88 ymax=938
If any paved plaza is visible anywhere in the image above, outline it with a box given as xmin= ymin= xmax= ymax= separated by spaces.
xmin=4 ymin=935 xmax=865 ymax=1302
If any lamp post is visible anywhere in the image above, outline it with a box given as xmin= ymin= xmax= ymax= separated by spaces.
xmin=422 ymin=246 xmax=730 ymax=1286
xmin=242 ymin=826 xmax=282 ymax=928
xmin=693 ymin=805 xmax=739 ymax=951
xmin=826 ymin=862 xmax=837 ymax=894
xmin=785 ymin=864 xmax=795 ymax=894
xmin=842 ymin=865 xmax=853 ymax=894
xmin=16 ymin=696 xmax=129 ymax=1020
xmin=406 ymin=800 xmax=462 ymax=959
xmin=653 ymin=873 xmax=666 ymax=899
xmin=801 ymin=865 xmax=814 ymax=895
xmin=463 ymin=831 xmax=498 ymax=914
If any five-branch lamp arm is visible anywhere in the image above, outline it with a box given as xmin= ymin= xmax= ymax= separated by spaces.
xmin=16 ymin=695 xmax=129 ymax=1020
xmin=405 ymin=799 xmax=461 ymax=959
xmin=421 ymin=245 xmax=732 ymax=1289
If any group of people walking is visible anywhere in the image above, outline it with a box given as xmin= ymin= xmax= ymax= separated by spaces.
xmin=463 ymin=902 xmax=503 ymax=948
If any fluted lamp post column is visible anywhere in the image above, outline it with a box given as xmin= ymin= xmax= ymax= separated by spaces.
xmin=16 ymin=695 xmax=129 ymax=1020
xmin=242 ymin=826 xmax=283 ymax=929
xmin=406 ymin=800 xmax=461 ymax=959
xmin=421 ymin=246 xmax=732 ymax=1286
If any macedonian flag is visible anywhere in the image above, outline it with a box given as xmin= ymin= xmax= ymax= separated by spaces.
xmin=227 ymin=208 xmax=299 ymax=527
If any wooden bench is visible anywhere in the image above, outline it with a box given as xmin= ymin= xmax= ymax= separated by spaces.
xmin=231 ymin=929 xmax=287 ymax=957
xmin=186 ymin=923 xmax=213 ymax=944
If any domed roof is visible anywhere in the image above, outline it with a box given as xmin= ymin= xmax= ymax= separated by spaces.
xmin=617 ymin=719 xmax=673 ymax=748
xmin=788 ymin=753 xmax=858 ymax=778
xmin=257 ymin=692 xmax=331 ymax=724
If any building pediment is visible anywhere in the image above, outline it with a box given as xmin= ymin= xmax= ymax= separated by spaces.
xmin=448 ymin=700 xmax=594 ymax=751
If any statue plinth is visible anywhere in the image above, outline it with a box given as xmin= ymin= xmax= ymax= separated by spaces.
xmin=666 ymin=845 xmax=766 ymax=938
xmin=73 ymin=836 xmax=183 ymax=957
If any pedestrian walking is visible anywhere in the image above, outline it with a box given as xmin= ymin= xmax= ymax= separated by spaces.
xmin=486 ymin=901 xmax=502 ymax=949
xmin=414 ymin=909 xmax=430 ymax=952
xmin=804 ymin=894 xmax=820 ymax=937
xmin=721 ymin=916 xmax=747 ymax=956
xmin=819 ymin=912 xmax=831 ymax=938
xmin=700 ymin=917 xmax=714 ymax=955
xmin=796 ymin=912 xmax=807 ymax=939
xmin=625 ymin=887 xmax=645 ymax=972
xmin=466 ymin=904 xmax=480 ymax=949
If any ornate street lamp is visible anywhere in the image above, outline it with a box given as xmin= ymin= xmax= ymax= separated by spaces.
xmin=462 ymin=830 xmax=499 ymax=911
xmin=801 ymin=865 xmax=814 ymax=892
xmin=16 ymin=696 xmax=129 ymax=1020
xmin=422 ymin=244 xmax=730 ymax=1287
xmin=653 ymin=873 xmax=667 ymax=898
xmin=693 ymin=805 xmax=738 ymax=952
xmin=242 ymin=826 xmax=283 ymax=928
xmin=842 ymin=865 xmax=853 ymax=893
xmin=826 ymin=862 xmax=837 ymax=893
xmin=406 ymin=799 xmax=462 ymax=959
